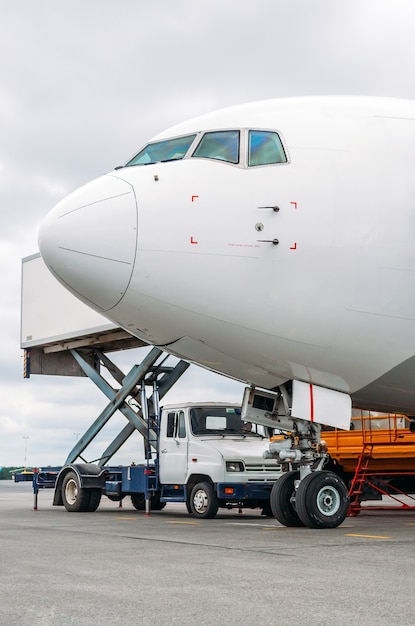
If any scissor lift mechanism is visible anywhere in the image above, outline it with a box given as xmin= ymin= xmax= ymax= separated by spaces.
xmin=29 ymin=346 xmax=189 ymax=510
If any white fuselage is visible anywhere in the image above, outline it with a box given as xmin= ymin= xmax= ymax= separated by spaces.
xmin=38 ymin=96 xmax=415 ymax=413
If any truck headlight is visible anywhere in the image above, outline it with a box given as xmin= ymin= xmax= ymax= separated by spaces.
xmin=226 ymin=461 xmax=244 ymax=472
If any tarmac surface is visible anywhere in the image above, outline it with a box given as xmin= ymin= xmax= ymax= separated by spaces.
xmin=1 ymin=481 xmax=415 ymax=626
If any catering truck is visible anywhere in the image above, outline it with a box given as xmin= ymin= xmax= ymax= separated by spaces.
xmin=47 ymin=402 xmax=282 ymax=518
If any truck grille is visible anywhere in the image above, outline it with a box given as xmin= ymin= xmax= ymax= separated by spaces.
xmin=245 ymin=463 xmax=281 ymax=475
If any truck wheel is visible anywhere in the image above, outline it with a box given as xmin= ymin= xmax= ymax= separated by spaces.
xmin=270 ymin=470 xmax=305 ymax=527
xmin=107 ymin=494 xmax=124 ymax=502
xmin=185 ymin=497 xmax=192 ymax=514
xmin=189 ymin=482 xmax=219 ymax=519
xmin=87 ymin=489 xmax=102 ymax=512
xmin=261 ymin=502 xmax=273 ymax=517
xmin=62 ymin=471 xmax=91 ymax=512
xmin=150 ymin=495 xmax=166 ymax=511
xmin=131 ymin=493 xmax=145 ymax=510
xmin=295 ymin=470 xmax=349 ymax=529
xmin=131 ymin=493 xmax=166 ymax=511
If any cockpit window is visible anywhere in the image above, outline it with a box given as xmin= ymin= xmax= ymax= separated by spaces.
xmin=248 ymin=130 xmax=287 ymax=166
xmin=126 ymin=134 xmax=197 ymax=166
xmin=191 ymin=130 xmax=239 ymax=164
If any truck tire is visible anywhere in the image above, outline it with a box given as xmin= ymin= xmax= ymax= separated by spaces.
xmin=62 ymin=471 xmax=92 ymax=512
xmin=295 ymin=470 xmax=349 ymax=529
xmin=87 ymin=489 xmax=102 ymax=512
xmin=131 ymin=493 xmax=145 ymax=510
xmin=185 ymin=497 xmax=192 ymax=514
xmin=260 ymin=502 xmax=273 ymax=517
xmin=270 ymin=470 xmax=305 ymax=527
xmin=131 ymin=493 xmax=166 ymax=511
xmin=107 ymin=494 xmax=124 ymax=502
xmin=150 ymin=494 xmax=166 ymax=511
xmin=189 ymin=482 xmax=219 ymax=519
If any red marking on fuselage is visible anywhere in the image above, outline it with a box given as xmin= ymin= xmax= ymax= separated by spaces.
xmin=290 ymin=201 xmax=298 ymax=209
xmin=309 ymin=384 xmax=315 ymax=422
xmin=290 ymin=242 xmax=297 ymax=250
xmin=190 ymin=236 xmax=198 ymax=244
xmin=192 ymin=195 xmax=199 ymax=202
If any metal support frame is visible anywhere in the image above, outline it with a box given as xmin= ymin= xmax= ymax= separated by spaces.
xmin=259 ymin=384 xmax=325 ymax=473
xmin=65 ymin=347 xmax=190 ymax=466
xmin=349 ymin=470 xmax=415 ymax=513
xmin=349 ymin=445 xmax=415 ymax=514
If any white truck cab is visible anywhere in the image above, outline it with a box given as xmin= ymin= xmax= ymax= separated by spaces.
xmin=156 ymin=402 xmax=282 ymax=518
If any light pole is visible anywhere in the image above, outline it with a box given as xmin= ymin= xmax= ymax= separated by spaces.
xmin=22 ymin=435 xmax=29 ymax=469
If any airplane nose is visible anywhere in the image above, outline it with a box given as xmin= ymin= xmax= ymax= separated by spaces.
xmin=38 ymin=174 xmax=137 ymax=311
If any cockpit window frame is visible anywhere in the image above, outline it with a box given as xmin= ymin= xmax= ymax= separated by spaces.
xmin=247 ymin=129 xmax=288 ymax=167
xmin=190 ymin=129 xmax=240 ymax=165
xmin=122 ymin=128 xmax=290 ymax=170
xmin=124 ymin=133 xmax=199 ymax=167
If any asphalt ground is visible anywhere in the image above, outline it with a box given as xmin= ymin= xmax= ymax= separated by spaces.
xmin=1 ymin=481 xmax=415 ymax=626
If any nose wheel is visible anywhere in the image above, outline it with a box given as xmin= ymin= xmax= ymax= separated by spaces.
xmin=295 ymin=470 xmax=349 ymax=529
xmin=270 ymin=470 xmax=305 ymax=527
xmin=271 ymin=470 xmax=349 ymax=529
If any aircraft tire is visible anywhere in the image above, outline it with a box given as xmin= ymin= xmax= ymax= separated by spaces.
xmin=61 ymin=471 xmax=92 ymax=512
xmin=189 ymin=481 xmax=219 ymax=519
xmin=270 ymin=470 xmax=305 ymax=527
xmin=295 ymin=470 xmax=349 ymax=529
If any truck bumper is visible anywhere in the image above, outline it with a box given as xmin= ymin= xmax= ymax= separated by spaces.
xmin=217 ymin=482 xmax=274 ymax=501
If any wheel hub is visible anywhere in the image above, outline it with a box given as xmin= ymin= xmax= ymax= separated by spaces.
xmin=317 ymin=486 xmax=340 ymax=516
xmin=193 ymin=489 xmax=208 ymax=514
xmin=65 ymin=479 xmax=78 ymax=506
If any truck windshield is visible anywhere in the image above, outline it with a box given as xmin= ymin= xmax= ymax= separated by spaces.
xmin=125 ymin=134 xmax=197 ymax=166
xmin=190 ymin=406 xmax=243 ymax=435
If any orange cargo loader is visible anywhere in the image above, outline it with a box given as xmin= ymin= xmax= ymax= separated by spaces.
xmin=322 ymin=413 xmax=415 ymax=473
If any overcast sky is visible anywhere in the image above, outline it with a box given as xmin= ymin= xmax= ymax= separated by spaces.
xmin=2 ymin=0 xmax=415 ymax=468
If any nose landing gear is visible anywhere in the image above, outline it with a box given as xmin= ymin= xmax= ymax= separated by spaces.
xmin=244 ymin=384 xmax=350 ymax=529
xmin=270 ymin=469 xmax=349 ymax=529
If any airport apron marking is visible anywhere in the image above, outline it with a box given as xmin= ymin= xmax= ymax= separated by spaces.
xmin=166 ymin=521 xmax=200 ymax=525
xmin=345 ymin=533 xmax=391 ymax=539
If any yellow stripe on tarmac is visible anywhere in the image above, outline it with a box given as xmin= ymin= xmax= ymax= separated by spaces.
xmin=166 ymin=521 xmax=200 ymax=525
xmin=345 ymin=533 xmax=391 ymax=539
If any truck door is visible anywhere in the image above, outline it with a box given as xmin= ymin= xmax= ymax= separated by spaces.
xmin=159 ymin=410 xmax=189 ymax=484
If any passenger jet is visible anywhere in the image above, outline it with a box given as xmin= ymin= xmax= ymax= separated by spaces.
xmin=37 ymin=96 xmax=415 ymax=528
